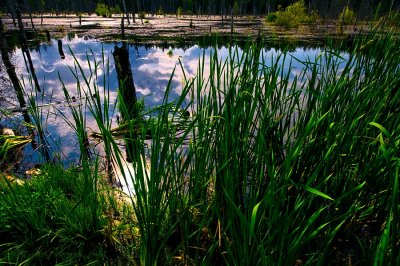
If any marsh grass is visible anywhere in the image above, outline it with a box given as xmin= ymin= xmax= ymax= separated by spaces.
xmin=0 ymin=164 xmax=114 ymax=265
xmin=1 ymin=28 xmax=400 ymax=265
xmin=104 ymin=31 xmax=399 ymax=264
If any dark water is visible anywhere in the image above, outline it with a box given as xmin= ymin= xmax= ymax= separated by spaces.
xmin=0 ymin=35 xmax=349 ymax=169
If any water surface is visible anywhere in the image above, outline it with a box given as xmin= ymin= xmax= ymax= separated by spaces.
xmin=0 ymin=35 xmax=348 ymax=169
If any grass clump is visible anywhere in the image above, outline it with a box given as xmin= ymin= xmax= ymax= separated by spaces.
xmin=128 ymin=34 xmax=400 ymax=264
xmin=95 ymin=3 xmax=110 ymax=18
xmin=177 ymin=6 xmax=183 ymax=17
xmin=99 ymin=31 xmax=399 ymax=264
xmin=339 ymin=5 xmax=356 ymax=25
xmin=265 ymin=12 xmax=277 ymax=23
xmin=267 ymin=0 xmax=315 ymax=29
xmin=0 ymin=164 xmax=124 ymax=265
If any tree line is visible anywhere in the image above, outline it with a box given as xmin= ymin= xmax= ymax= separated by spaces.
xmin=0 ymin=0 xmax=398 ymax=18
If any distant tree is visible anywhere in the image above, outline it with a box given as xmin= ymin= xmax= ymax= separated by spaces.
xmin=121 ymin=0 xmax=130 ymax=24
xmin=233 ymin=0 xmax=240 ymax=15
xmin=0 ymin=0 xmax=396 ymax=19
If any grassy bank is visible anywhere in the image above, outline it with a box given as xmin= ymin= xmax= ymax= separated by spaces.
xmin=1 ymin=29 xmax=400 ymax=265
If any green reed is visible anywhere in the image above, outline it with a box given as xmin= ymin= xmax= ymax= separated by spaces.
xmin=103 ymin=31 xmax=398 ymax=264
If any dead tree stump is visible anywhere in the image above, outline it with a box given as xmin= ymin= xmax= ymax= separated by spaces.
xmin=112 ymin=45 xmax=140 ymax=163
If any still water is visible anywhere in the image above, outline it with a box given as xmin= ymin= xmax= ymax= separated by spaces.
xmin=0 ymin=35 xmax=348 ymax=170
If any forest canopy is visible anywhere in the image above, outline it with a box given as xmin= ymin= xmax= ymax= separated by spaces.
xmin=0 ymin=0 xmax=398 ymax=19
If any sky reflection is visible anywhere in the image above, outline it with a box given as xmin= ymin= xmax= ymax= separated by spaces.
xmin=2 ymin=35 xmax=345 ymax=167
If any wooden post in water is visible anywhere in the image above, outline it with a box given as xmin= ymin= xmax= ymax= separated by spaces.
xmin=58 ymin=39 xmax=65 ymax=59
xmin=29 ymin=12 xmax=35 ymax=32
xmin=230 ymin=7 xmax=234 ymax=35
xmin=221 ymin=8 xmax=224 ymax=28
xmin=0 ymin=17 xmax=41 ymax=156
xmin=0 ymin=18 xmax=28 ymax=113
xmin=16 ymin=8 xmax=41 ymax=92
xmin=121 ymin=15 xmax=125 ymax=39
xmin=112 ymin=44 xmax=140 ymax=163
xmin=11 ymin=10 xmax=17 ymax=27
xmin=45 ymin=29 xmax=51 ymax=42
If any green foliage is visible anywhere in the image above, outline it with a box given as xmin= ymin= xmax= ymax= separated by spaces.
xmin=2 ymin=0 xmax=398 ymax=18
xmin=101 ymin=32 xmax=399 ymax=264
xmin=384 ymin=11 xmax=400 ymax=27
xmin=94 ymin=3 xmax=122 ymax=17
xmin=157 ymin=6 xmax=164 ymax=16
xmin=138 ymin=11 xmax=146 ymax=19
xmin=95 ymin=3 xmax=109 ymax=17
xmin=273 ymin=0 xmax=310 ymax=29
xmin=233 ymin=0 xmax=240 ymax=15
xmin=167 ymin=49 xmax=173 ymax=57
xmin=0 ymin=135 xmax=30 ymax=161
xmin=265 ymin=12 xmax=277 ymax=22
xmin=303 ymin=10 xmax=320 ymax=24
xmin=0 ymin=165 xmax=112 ymax=264
xmin=110 ymin=4 xmax=122 ymax=15
xmin=177 ymin=6 xmax=183 ymax=17
xmin=339 ymin=6 xmax=356 ymax=25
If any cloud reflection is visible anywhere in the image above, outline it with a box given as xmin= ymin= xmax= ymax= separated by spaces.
xmin=8 ymin=36 xmax=327 ymax=165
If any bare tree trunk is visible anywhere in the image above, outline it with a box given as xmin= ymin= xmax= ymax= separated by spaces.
xmin=230 ymin=7 xmax=234 ymax=35
xmin=57 ymin=39 xmax=65 ymax=59
xmin=221 ymin=7 xmax=224 ymax=28
xmin=29 ymin=12 xmax=35 ymax=31
xmin=113 ymin=45 xmax=140 ymax=164
xmin=16 ymin=8 xmax=41 ymax=92
xmin=0 ymin=17 xmax=33 ymax=142
xmin=121 ymin=15 xmax=125 ymax=39
xmin=45 ymin=29 xmax=51 ymax=41
xmin=11 ymin=12 xmax=17 ymax=27
xmin=0 ymin=18 xmax=28 ymax=110
xmin=122 ymin=0 xmax=130 ymax=24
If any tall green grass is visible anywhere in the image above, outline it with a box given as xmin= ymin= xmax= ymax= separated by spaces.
xmin=1 ymin=30 xmax=400 ymax=265
xmin=0 ymin=164 xmax=115 ymax=265
xmin=102 ymin=32 xmax=399 ymax=264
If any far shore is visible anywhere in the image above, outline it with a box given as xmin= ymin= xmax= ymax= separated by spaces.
xmin=1 ymin=13 xmax=399 ymax=45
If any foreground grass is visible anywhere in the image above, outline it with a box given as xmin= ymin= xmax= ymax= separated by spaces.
xmin=1 ymin=165 xmax=107 ymax=264
xmin=1 ymin=29 xmax=400 ymax=265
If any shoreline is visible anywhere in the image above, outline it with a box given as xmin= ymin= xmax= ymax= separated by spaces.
xmin=2 ymin=13 xmax=398 ymax=46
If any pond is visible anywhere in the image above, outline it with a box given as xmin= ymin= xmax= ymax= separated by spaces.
xmin=0 ymin=34 xmax=349 ymax=173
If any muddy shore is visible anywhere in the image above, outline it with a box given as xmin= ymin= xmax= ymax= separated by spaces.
xmin=2 ymin=13 xmax=393 ymax=46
